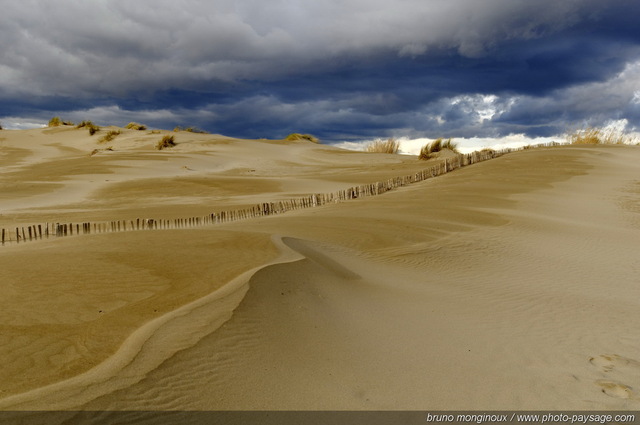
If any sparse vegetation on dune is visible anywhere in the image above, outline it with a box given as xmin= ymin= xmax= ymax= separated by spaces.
xmin=173 ymin=126 xmax=209 ymax=134
xmin=76 ymin=120 xmax=100 ymax=136
xmin=285 ymin=133 xmax=320 ymax=143
xmin=567 ymin=127 xmax=637 ymax=145
xmin=156 ymin=134 xmax=176 ymax=150
xmin=440 ymin=138 xmax=458 ymax=151
xmin=75 ymin=120 xmax=94 ymax=128
xmin=48 ymin=117 xmax=74 ymax=127
xmin=48 ymin=117 xmax=61 ymax=127
xmin=419 ymin=138 xmax=458 ymax=160
xmin=418 ymin=146 xmax=429 ymax=160
xmin=421 ymin=138 xmax=442 ymax=159
xmin=90 ymin=147 xmax=114 ymax=156
xmin=98 ymin=130 xmax=121 ymax=143
xmin=365 ymin=138 xmax=400 ymax=154
xmin=125 ymin=122 xmax=147 ymax=131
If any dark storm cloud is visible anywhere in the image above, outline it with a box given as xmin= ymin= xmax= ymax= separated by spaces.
xmin=1 ymin=0 xmax=639 ymax=140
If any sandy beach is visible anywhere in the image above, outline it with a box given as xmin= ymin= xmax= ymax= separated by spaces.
xmin=1 ymin=126 xmax=639 ymax=412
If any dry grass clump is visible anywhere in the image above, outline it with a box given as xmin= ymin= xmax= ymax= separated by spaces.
xmin=76 ymin=120 xmax=100 ymax=135
xmin=285 ymin=133 xmax=320 ymax=143
xmin=98 ymin=130 xmax=121 ymax=143
xmin=173 ymin=126 xmax=209 ymax=134
xmin=156 ymin=135 xmax=176 ymax=150
xmin=567 ymin=127 xmax=637 ymax=145
xmin=48 ymin=117 xmax=74 ymax=127
xmin=90 ymin=147 xmax=114 ymax=156
xmin=365 ymin=137 xmax=400 ymax=154
xmin=418 ymin=145 xmax=431 ymax=160
xmin=76 ymin=120 xmax=93 ymax=128
xmin=125 ymin=122 xmax=147 ymax=131
xmin=419 ymin=138 xmax=458 ymax=159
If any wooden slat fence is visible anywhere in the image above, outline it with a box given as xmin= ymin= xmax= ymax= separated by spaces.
xmin=0 ymin=143 xmax=562 ymax=246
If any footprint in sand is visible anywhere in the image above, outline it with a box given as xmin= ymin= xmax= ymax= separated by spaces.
xmin=590 ymin=354 xmax=640 ymax=401
xmin=595 ymin=380 xmax=635 ymax=399
xmin=590 ymin=354 xmax=640 ymax=373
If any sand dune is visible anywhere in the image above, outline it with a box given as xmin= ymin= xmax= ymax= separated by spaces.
xmin=1 ymin=127 xmax=432 ymax=224
xmin=1 ymin=127 xmax=639 ymax=411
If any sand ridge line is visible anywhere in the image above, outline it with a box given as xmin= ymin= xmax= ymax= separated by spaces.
xmin=0 ymin=234 xmax=304 ymax=411
xmin=282 ymin=237 xmax=362 ymax=280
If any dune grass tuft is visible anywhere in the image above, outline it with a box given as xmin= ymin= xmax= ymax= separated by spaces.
xmin=156 ymin=134 xmax=176 ymax=150
xmin=285 ymin=133 xmax=320 ymax=143
xmin=365 ymin=138 xmax=400 ymax=154
xmin=76 ymin=120 xmax=93 ymax=128
xmin=567 ymin=127 xmax=637 ymax=145
xmin=76 ymin=120 xmax=100 ymax=135
xmin=125 ymin=122 xmax=147 ymax=131
xmin=49 ymin=117 xmax=75 ymax=127
xmin=173 ymin=126 xmax=209 ymax=134
xmin=422 ymin=138 xmax=442 ymax=158
xmin=98 ymin=130 xmax=121 ymax=143
xmin=48 ymin=117 xmax=62 ymax=127
xmin=90 ymin=146 xmax=114 ymax=156
xmin=419 ymin=138 xmax=458 ymax=159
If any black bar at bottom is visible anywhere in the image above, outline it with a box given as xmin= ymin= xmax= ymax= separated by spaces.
xmin=0 ymin=411 xmax=637 ymax=425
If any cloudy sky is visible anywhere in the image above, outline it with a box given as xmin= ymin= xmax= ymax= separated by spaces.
xmin=1 ymin=0 xmax=639 ymax=145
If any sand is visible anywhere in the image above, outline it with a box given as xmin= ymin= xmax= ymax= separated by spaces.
xmin=1 ymin=126 xmax=639 ymax=411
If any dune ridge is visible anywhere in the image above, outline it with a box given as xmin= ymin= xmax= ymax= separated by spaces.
xmin=0 ymin=234 xmax=304 ymax=410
